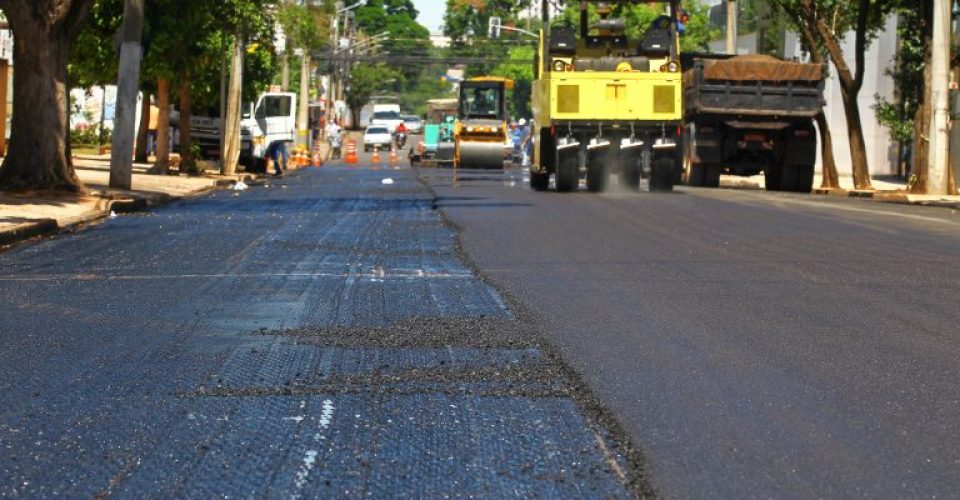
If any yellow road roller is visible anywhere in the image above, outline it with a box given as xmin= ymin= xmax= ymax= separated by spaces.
xmin=454 ymin=77 xmax=513 ymax=170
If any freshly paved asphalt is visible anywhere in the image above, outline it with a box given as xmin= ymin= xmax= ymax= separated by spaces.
xmin=424 ymin=167 xmax=960 ymax=498
xmin=0 ymin=165 xmax=635 ymax=497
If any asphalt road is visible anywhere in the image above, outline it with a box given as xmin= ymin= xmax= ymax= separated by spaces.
xmin=0 ymin=165 xmax=636 ymax=497
xmin=424 ymin=167 xmax=960 ymax=498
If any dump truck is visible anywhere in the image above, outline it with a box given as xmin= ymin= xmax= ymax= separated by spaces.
xmin=454 ymin=77 xmax=512 ymax=169
xmin=681 ymin=54 xmax=826 ymax=192
xmin=530 ymin=0 xmax=683 ymax=192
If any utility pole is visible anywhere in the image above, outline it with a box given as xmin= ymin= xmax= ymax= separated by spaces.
xmin=110 ymin=0 xmax=145 ymax=190
xmin=726 ymin=0 xmax=737 ymax=55
xmin=927 ymin=0 xmax=950 ymax=194
xmin=297 ymin=51 xmax=310 ymax=147
xmin=949 ymin=0 xmax=960 ymax=194
xmin=221 ymin=37 xmax=244 ymax=175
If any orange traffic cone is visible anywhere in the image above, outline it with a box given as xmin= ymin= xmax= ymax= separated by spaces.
xmin=344 ymin=140 xmax=358 ymax=164
xmin=266 ymin=157 xmax=274 ymax=174
xmin=312 ymin=150 xmax=322 ymax=167
xmin=371 ymin=146 xmax=381 ymax=166
xmin=389 ymin=145 xmax=399 ymax=166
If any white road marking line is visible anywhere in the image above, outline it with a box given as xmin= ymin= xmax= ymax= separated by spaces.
xmin=291 ymin=399 xmax=336 ymax=498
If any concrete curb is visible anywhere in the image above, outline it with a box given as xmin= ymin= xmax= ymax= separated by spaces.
xmin=813 ymin=188 xmax=960 ymax=208
xmin=0 ymin=219 xmax=59 ymax=247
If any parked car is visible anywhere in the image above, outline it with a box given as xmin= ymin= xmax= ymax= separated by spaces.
xmin=402 ymin=115 xmax=422 ymax=134
xmin=363 ymin=125 xmax=393 ymax=152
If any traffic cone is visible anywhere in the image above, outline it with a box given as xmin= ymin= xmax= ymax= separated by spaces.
xmin=389 ymin=145 xmax=399 ymax=166
xmin=344 ymin=140 xmax=358 ymax=164
xmin=266 ymin=157 xmax=274 ymax=174
xmin=371 ymin=146 xmax=381 ymax=166
xmin=312 ymin=150 xmax=322 ymax=167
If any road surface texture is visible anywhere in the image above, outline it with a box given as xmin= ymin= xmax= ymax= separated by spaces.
xmin=423 ymin=167 xmax=960 ymax=498
xmin=0 ymin=165 xmax=640 ymax=497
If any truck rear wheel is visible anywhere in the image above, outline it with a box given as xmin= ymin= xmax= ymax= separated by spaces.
xmin=650 ymin=158 xmax=675 ymax=192
xmin=765 ymin=165 xmax=783 ymax=191
xmin=618 ymin=150 xmax=641 ymax=190
xmin=586 ymin=149 xmax=609 ymax=192
xmin=530 ymin=172 xmax=550 ymax=191
xmin=555 ymin=149 xmax=579 ymax=192
xmin=702 ymin=163 xmax=721 ymax=188
xmin=781 ymin=164 xmax=814 ymax=193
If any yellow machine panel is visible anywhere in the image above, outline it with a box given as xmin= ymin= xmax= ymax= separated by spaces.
xmin=537 ymin=72 xmax=682 ymax=122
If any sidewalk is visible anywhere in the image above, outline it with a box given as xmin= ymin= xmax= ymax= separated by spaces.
xmin=723 ymin=173 xmax=960 ymax=208
xmin=0 ymin=154 xmax=256 ymax=246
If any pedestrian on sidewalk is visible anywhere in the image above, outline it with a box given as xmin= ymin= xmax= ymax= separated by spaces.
xmin=147 ymin=102 xmax=159 ymax=157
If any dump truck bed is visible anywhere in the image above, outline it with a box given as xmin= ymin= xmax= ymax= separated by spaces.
xmin=683 ymin=55 xmax=825 ymax=118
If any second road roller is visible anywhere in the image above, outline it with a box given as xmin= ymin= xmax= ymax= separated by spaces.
xmin=454 ymin=77 xmax=513 ymax=169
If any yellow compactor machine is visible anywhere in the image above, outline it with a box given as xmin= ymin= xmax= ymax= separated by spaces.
xmin=454 ymin=77 xmax=513 ymax=169
xmin=531 ymin=0 xmax=683 ymax=192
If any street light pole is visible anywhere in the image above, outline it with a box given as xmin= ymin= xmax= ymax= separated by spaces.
xmin=726 ymin=0 xmax=737 ymax=55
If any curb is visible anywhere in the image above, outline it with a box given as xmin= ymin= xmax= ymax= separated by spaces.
xmin=0 ymin=219 xmax=59 ymax=247
xmin=813 ymin=188 xmax=960 ymax=208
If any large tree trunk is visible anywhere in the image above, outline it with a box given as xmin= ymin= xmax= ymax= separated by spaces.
xmin=809 ymin=0 xmax=873 ymax=190
xmin=150 ymin=77 xmax=171 ymax=174
xmin=815 ymin=112 xmax=840 ymax=189
xmin=178 ymin=74 xmax=197 ymax=174
xmin=910 ymin=4 xmax=934 ymax=193
xmin=911 ymin=85 xmax=931 ymax=192
xmin=0 ymin=1 xmax=94 ymax=192
xmin=838 ymin=85 xmax=873 ymax=189
xmin=794 ymin=19 xmax=841 ymax=189
xmin=135 ymin=93 xmax=150 ymax=163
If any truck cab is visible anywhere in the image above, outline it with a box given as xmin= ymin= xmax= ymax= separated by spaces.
xmin=191 ymin=92 xmax=297 ymax=171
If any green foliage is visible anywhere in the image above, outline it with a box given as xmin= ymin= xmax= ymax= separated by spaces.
xmin=443 ymin=0 xmax=533 ymax=42
xmin=558 ymin=1 xmax=719 ymax=53
xmin=70 ymin=125 xmax=111 ymax=147
xmin=354 ymin=0 xmax=432 ymax=83
xmin=278 ymin=1 xmax=331 ymax=52
xmin=873 ymin=100 xmax=914 ymax=143
xmin=70 ymin=0 xmax=281 ymax=115
xmin=873 ymin=0 xmax=927 ymax=146
xmin=346 ymin=63 xmax=403 ymax=117
xmin=69 ymin=0 xmax=123 ymax=87
xmin=491 ymin=45 xmax=535 ymax=117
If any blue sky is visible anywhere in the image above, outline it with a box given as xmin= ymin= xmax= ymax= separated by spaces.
xmin=412 ymin=0 xmax=445 ymax=33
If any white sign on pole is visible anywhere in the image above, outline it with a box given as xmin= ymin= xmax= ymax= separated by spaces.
xmin=0 ymin=30 xmax=14 ymax=62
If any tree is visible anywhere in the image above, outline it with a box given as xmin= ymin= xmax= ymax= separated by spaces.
xmin=870 ymin=0 xmax=930 ymax=188
xmin=779 ymin=0 xmax=895 ymax=189
xmin=0 ymin=0 xmax=96 ymax=192
xmin=345 ymin=63 xmax=402 ymax=126
xmin=491 ymin=44 xmax=535 ymax=117
xmin=443 ymin=0 xmax=531 ymax=43
xmin=772 ymin=0 xmax=842 ymax=188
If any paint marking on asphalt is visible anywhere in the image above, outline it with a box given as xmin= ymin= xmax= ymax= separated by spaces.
xmin=591 ymin=427 xmax=628 ymax=485
xmin=291 ymin=399 xmax=336 ymax=498
xmin=0 ymin=271 xmax=475 ymax=282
